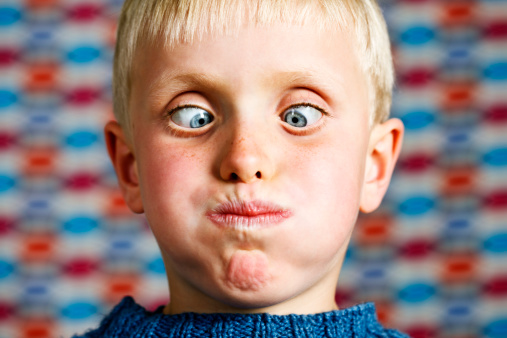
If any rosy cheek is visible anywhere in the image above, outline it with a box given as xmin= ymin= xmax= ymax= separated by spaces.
xmin=154 ymin=150 xmax=225 ymax=227
xmin=139 ymin=142 xmax=201 ymax=196
xmin=285 ymin=141 xmax=363 ymax=218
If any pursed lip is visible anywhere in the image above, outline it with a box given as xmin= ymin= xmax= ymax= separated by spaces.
xmin=206 ymin=200 xmax=292 ymax=229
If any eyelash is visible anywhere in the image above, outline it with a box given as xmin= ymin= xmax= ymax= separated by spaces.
xmin=166 ymin=104 xmax=210 ymax=116
xmin=285 ymin=102 xmax=329 ymax=117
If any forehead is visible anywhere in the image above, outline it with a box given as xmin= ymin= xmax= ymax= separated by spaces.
xmin=130 ymin=22 xmax=368 ymax=122
xmin=134 ymin=22 xmax=355 ymax=79
xmin=123 ymin=0 xmax=368 ymax=118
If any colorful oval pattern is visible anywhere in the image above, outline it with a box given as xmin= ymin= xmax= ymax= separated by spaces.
xmin=398 ymin=283 xmax=437 ymax=303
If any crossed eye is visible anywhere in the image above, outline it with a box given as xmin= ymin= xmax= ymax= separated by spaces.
xmin=281 ymin=105 xmax=322 ymax=128
xmin=171 ymin=106 xmax=214 ymax=128
xmin=169 ymin=104 xmax=323 ymax=129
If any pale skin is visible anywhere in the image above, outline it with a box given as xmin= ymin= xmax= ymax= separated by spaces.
xmin=105 ymin=22 xmax=404 ymax=315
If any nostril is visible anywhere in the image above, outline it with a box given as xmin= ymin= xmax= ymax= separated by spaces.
xmin=230 ymin=173 xmax=239 ymax=180
xmin=256 ymin=171 xmax=261 ymax=179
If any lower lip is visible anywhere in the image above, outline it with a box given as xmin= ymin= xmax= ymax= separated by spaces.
xmin=207 ymin=211 xmax=292 ymax=229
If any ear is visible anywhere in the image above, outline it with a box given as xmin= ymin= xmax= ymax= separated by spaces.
xmin=104 ymin=121 xmax=144 ymax=214
xmin=359 ymin=118 xmax=404 ymax=213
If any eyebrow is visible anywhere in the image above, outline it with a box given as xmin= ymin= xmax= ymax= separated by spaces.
xmin=264 ymin=70 xmax=340 ymax=96
xmin=147 ymin=69 xmax=341 ymax=105
xmin=147 ymin=72 xmax=228 ymax=98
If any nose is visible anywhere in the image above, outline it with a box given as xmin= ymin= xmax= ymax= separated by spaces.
xmin=218 ymin=124 xmax=275 ymax=183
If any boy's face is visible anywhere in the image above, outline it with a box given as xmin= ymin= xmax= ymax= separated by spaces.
xmin=107 ymin=22 xmax=403 ymax=314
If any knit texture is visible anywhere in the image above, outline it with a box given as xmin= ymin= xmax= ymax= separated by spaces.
xmin=73 ymin=297 xmax=408 ymax=337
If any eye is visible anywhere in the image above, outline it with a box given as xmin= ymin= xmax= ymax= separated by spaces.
xmin=282 ymin=105 xmax=323 ymax=128
xmin=170 ymin=106 xmax=214 ymax=128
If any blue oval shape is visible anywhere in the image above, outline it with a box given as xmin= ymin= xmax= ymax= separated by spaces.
xmin=449 ymin=47 xmax=470 ymax=60
xmin=483 ymin=148 xmax=507 ymax=167
xmin=447 ymin=303 xmax=472 ymax=317
xmin=398 ymin=283 xmax=436 ymax=303
xmin=484 ymin=62 xmax=507 ymax=81
xmin=363 ymin=267 xmax=385 ymax=279
xmin=0 ymin=7 xmax=21 ymax=26
xmin=65 ymin=130 xmax=98 ymax=148
xmin=112 ymin=239 xmax=133 ymax=250
xmin=484 ymin=233 xmax=507 ymax=253
xmin=63 ymin=217 xmax=98 ymax=234
xmin=400 ymin=26 xmax=436 ymax=45
xmin=399 ymin=196 xmax=436 ymax=216
xmin=401 ymin=110 xmax=435 ymax=130
xmin=26 ymin=284 xmax=48 ymax=296
xmin=0 ymin=259 xmax=14 ymax=279
xmin=32 ymin=29 xmax=53 ymax=41
xmin=448 ymin=132 xmax=470 ymax=144
xmin=30 ymin=114 xmax=51 ymax=124
xmin=28 ymin=199 xmax=49 ymax=210
xmin=484 ymin=319 xmax=507 ymax=338
xmin=67 ymin=46 xmax=101 ymax=63
xmin=61 ymin=301 xmax=98 ymax=320
xmin=447 ymin=218 xmax=471 ymax=230
xmin=147 ymin=256 xmax=166 ymax=274
xmin=0 ymin=89 xmax=17 ymax=109
xmin=0 ymin=175 xmax=16 ymax=193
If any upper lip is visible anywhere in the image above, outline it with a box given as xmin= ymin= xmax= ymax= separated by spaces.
xmin=212 ymin=200 xmax=288 ymax=216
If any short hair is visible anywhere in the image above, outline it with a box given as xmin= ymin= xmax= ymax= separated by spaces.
xmin=113 ymin=0 xmax=393 ymax=138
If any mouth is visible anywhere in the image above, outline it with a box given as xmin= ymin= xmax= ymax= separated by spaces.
xmin=206 ymin=200 xmax=292 ymax=229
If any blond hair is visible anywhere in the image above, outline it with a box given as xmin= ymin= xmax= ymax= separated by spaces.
xmin=113 ymin=0 xmax=393 ymax=136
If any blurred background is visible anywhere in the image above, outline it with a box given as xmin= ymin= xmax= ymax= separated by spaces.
xmin=0 ymin=0 xmax=506 ymax=337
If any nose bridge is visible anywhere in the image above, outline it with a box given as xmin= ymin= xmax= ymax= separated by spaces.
xmin=218 ymin=112 xmax=273 ymax=183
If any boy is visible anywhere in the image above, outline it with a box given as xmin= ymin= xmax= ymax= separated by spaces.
xmin=75 ymin=0 xmax=406 ymax=336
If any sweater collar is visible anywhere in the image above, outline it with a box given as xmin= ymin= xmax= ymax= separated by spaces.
xmin=101 ymin=296 xmax=388 ymax=337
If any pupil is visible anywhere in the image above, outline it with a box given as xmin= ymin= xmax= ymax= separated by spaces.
xmin=198 ymin=118 xmax=205 ymax=125
xmin=292 ymin=117 xmax=299 ymax=124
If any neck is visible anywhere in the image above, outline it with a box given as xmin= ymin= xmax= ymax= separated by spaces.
xmin=164 ymin=267 xmax=341 ymax=315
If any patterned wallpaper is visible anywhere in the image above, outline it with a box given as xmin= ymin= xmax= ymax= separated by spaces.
xmin=0 ymin=0 xmax=506 ymax=337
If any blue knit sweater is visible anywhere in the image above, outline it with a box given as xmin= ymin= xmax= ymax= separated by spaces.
xmin=73 ymin=296 xmax=408 ymax=337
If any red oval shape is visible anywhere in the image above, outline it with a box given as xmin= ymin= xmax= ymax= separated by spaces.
xmin=400 ymin=67 xmax=435 ymax=87
xmin=66 ymin=87 xmax=101 ymax=106
xmin=0 ymin=301 xmax=15 ymax=321
xmin=405 ymin=324 xmax=438 ymax=338
xmin=398 ymin=153 xmax=435 ymax=172
xmin=67 ymin=4 xmax=102 ymax=21
xmin=335 ymin=288 xmax=355 ymax=308
xmin=484 ymin=190 xmax=507 ymax=209
xmin=64 ymin=257 xmax=99 ymax=277
xmin=0 ymin=48 xmax=18 ymax=66
xmin=484 ymin=275 xmax=507 ymax=296
xmin=400 ymin=239 xmax=435 ymax=259
xmin=0 ymin=216 xmax=15 ymax=236
xmin=484 ymin=104 xmax=507 ymax=123
xmin=65 ymin=172 xmax=99 ymax=190
xmin=0 ymin=132 xmax=17 ymax=150
xmin=484 ymin=21 xmax=507 ymax=39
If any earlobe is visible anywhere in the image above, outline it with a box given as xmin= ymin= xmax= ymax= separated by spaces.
xmin=359 ymin=118 xmax=404 ymax=213
xmin=104 ymin=121 xmax=144 ymax=214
